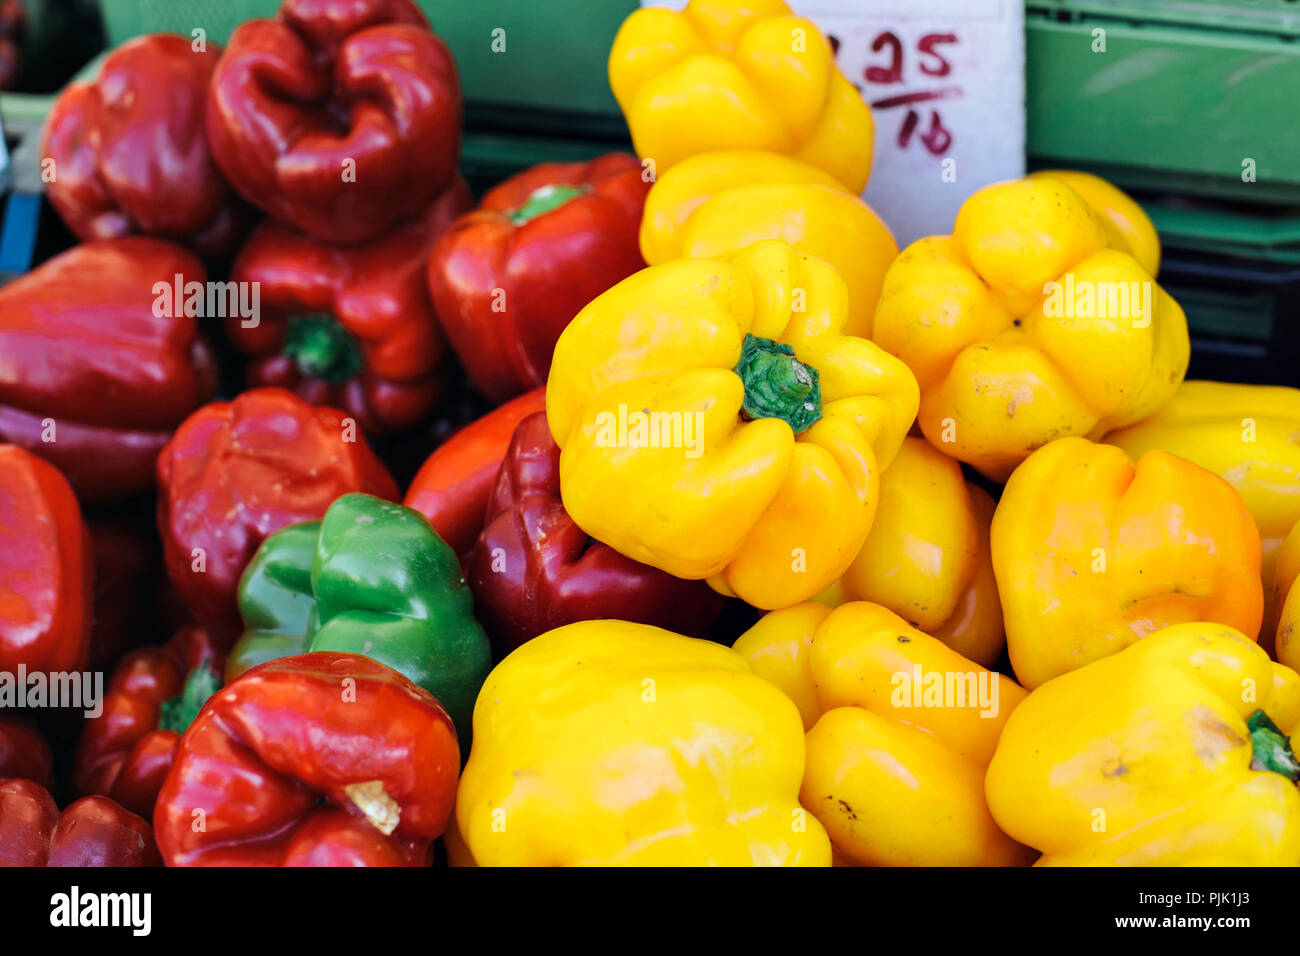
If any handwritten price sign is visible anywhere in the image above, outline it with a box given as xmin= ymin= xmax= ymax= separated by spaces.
xmin=641 ymin=0 xmax=1025 ymax=247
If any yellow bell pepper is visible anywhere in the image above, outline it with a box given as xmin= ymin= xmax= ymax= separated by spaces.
xmin=986 ymin=622 xmax=1300 ymax=866
xmin=1104 ymin=380 xmax=1300 ymax=643
xmin=609 ymin=0 xmax=873 ymax=193
xmin=546 ymin=239 xmax=919 ymax=609
xmin=992 ymin=436 xmax=1264 ymax=689
xmin=1276 ymin=519 xmax=1300 ymax=670
xmin=815 ymin=436 xmax=1003 ymax=667
xmin=639 ymin=150 xmax=897 ymax=338
xmin=734 ymin=601 xmax=1032 ymax=866
xmin=1030 ymin=169 xmax=1160 ymax=276
xmin=456 ymin=619 xmax=831 ymax=866
xmin=873 ymin=172 xmax=1189 ymax=480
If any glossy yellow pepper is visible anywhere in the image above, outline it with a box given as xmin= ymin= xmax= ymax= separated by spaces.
xmin=986 ymin=622 xmax=1300 ymax=865
xmin=992 ymin=436 xmax=1264 ymax=689
xmin=815 ymin=437 xmax=1003 ymax=667
xmin=873 ymin=172 xmax=1189 ymax=480
xmin=639 ymin=150 xmax=897 ymax=338
xmin=1030 ymin=169 xmax=1160 ymax=275
xmin=1105 ymin=380 xmax=1300 ymax=643
xmin=456 ymin=620 xmax=831 ymax=866
xmin=609 ymin=0 xmax=873 ymax=193
xmin=1275 ymin=519 xmax=1300 ymax=670
xmin=546 ymin=239 xmax=919 ymax=609
xmin=734 ymin=601 xmax=1032 ymax=866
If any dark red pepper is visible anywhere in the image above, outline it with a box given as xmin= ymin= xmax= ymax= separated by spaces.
xmin=0 ymin=238 xmax=218 ymax=504
xmin=86 ymin=517 xmax=157 ymax=672
xmin=226 ymin=177 xmax=471 ymax=434
xmin=0 ymin=716 xmax=53 ymax=791
xmin=468 ymin=412 xmax=726 ymax=657
xmin=43 ymin=34 xmax=251 ymax=258
xmin=404 ymin=387 xmax=546 ymax=557
xmin=156 ymin=388 xmax=398 ymax=643
xmin=206 ymin=0 xmax=462 ymax=244
xmin=0 ymin=0 xmax=25 ymax=90
xmin=74 ymin=625 xmax=225 ymax=820
xmin=0 ymin=779 xmax=161 ymax=867
xmin=428 ymin=153 xmax=650 ymax=402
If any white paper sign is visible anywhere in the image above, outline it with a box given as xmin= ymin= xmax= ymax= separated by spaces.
xmin=640 ymin=0 xmax=1025 ymax=247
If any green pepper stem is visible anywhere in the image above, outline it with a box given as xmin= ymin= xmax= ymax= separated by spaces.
xmin=1248 ymin=709 xmax=1300 ymax=783
xmin=507 ymin=183 xmax=591 ymax=225
xmin=158 ymin=663 xmax=222 ymax=735
xmin=734 ymin=333 xmax=822 ymax=434
xmin=284 ymin=314 xmax=362 ymax=384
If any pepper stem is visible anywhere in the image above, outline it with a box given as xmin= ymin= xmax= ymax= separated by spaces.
xmin=158 ymin=664 xmax=221 ymax=735
xmin=344 ymin=780 xmax=401 ymax=835
xmin=507 ymin=183 xmax=590 ymax=225
xmin=1248 ymin=709 xmax=1300 ymax=782
xmin=734 ymin=333 xmax=822 ymax=434
xmin=284 ymin=314 xmax=362 ymax=384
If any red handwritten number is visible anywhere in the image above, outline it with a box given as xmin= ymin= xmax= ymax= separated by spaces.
xmin=920 ymin=113 xmax=951 ymax=154
xmin=865 ymin=30 xmax=960 ymax=156
xmin=917 ymin=33 xmax=957 ymax=77
xmin=865 ymin=32 xmax=902 ymax=84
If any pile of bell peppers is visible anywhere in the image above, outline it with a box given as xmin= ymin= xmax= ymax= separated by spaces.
xmin=0 ymin=0 xmax=1298 ymax=870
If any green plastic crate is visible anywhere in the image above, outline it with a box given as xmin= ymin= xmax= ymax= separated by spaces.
xmin=1027 ymin=1 xmax=1300 ymax=258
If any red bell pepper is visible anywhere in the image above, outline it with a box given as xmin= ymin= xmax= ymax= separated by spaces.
xmin=0 ymin=716 xmax=53 ymax=791
xmin=468 ymin=412 xmax=727 ymax=656
xmin=43 ymin=34 xmax=250 ymax=259
xmin=226 ymin=177 xmax=471 ymax=434
xmin=428 ymin=153 xmax=650 ymax=402
xmin=156 ymin=388 xmax=398 ymax=643
xmin=404 ymin=387 xmax=546 ymax=556
xmin=0 ymin=238 xmax=219 ymax=503
xmin=155 ymin=652 xmax=458 ymax=866
xmin=0 ymin=779 xmax=161 ymax=866
xmin=206 ymin=0 xmax=462 ymax=244
xmin=0 ymin=445 xmax=93 ymax=673
xmin=74 ymin=625 xmax=225 ymax=820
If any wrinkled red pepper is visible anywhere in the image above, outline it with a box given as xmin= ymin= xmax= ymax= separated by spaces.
xmin=156 ymin=388 xmax=398 ymax=643
xmin=0 ymin=716 xmax=53 ymax=791
xmin=43 ymin=34 xmax=250 ymax=258
xmin=74 ymin=625 xmax=225 ymax=820
xmin=0 ymin=779 xmax=161 ymax=867
xmin=404 ymin=387 xmax=546 ymax=557
xmin=468 ymin=412 xmax=727 ymax=656
xmin=226 ymin=177 xmax=471 ymax=434
xmin=0 ymin=238 xmax=218 ymax=503
xmin=155 ymin=653 xmax=458 ymax=866
xmin=207 ymin=0 xmax=462 ymax=244
xmin=428 ymin=153 xmax=650 ymax=402
xmin=0 ymin=445 xmax=93 ymax=673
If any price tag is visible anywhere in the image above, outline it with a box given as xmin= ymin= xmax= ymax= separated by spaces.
xmin=639 ymin=0 xmax=1025 ymax=247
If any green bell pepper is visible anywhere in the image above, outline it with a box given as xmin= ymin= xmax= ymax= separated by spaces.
xmin=227 ymin=493 xmax=491 ymax=743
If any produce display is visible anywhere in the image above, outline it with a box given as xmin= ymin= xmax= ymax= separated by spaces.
xmin=1 ymin=0 xmax=1298 ymax=880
